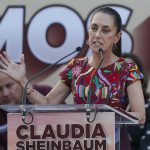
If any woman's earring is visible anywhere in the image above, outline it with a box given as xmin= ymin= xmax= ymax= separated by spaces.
xmin=112 ymin=43 xmax=117 ymax=51
xmin=86 ymin=40 xmax=89 ymax=45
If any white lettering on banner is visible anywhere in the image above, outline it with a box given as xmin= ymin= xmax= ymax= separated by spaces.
xmin=122 ymin=30 xmax=133 ymax=53
xmin=0 ymin=5 xmax=132 ymax=63
xmin=28 ymin=6 xmax=85 ymax=64
xmin=111 ymin=6 xmax=133 ymax=53
xmin=0 ymin=7 xmax=24 ymax=62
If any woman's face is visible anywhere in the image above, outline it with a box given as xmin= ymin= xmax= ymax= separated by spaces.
xmin=88 ymin=12 xmax=121 ymax=53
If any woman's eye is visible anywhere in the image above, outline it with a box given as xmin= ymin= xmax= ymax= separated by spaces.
xmin=91 ymin=27 xmax=97 ymax=31
xmin=102 ymin=29 xmax=110 ymax=33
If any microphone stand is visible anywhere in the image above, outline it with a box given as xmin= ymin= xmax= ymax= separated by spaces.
xmin=86 ymin=48 xmax=104 ymax=123
xmin=21 ymin=47 xmax=81 ymax=124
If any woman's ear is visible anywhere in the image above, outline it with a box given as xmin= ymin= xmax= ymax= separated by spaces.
xmin=115 ymin=31 xmax=122 ymax=43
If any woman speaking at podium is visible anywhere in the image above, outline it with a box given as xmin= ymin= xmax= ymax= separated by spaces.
xmin=0 ymin=7 xmax=145 ymax=126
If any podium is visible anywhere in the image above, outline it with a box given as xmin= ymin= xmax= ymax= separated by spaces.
xmin=0 ymin=104 xmax=138 ymax=150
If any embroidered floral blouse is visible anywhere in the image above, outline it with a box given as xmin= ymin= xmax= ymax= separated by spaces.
xmin=59 ymin=57 xmax=144 ymax=110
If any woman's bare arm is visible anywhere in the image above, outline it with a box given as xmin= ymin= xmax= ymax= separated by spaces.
xmin=19 ymin=77 xmax=71 ymax=104
xmin=127 ymin=80 xmax=146 ymax=125
xmin=46 ymin=80 xmax=71 ymax=104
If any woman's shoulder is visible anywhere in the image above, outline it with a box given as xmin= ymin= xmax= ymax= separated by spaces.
xmin=68 ymin=57 xmax=87 ymax=65
xmin=118 ymin=57 xmax=141 ymax=74
xmin=119 ymin=57 xmax=134 ymax=63
xmin=118 ymin=57 xmax=136 ymax=67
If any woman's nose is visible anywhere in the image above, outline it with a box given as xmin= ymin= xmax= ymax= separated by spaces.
xmin=95 ymin=30 xmax=102 ymax=37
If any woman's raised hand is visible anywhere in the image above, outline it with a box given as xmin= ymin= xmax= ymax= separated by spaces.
xmin=0 ymin=52 xmax=26 ymax=84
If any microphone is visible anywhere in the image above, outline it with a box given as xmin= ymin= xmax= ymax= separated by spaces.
xmin=21 ymin=47 xmax=81 ymax=124
xmin=86 ymin=48 xmax=104 ymax=122
xmin=99 ymin=48 xmax=104 ymax=53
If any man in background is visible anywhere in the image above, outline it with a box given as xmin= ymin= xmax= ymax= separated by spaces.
xmin=0 ymin=72 xmax=51 ymax=150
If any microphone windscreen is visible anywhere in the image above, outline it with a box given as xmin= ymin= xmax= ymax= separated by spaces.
xmin=98 ymin=48 xmax=104 ymax=53
xmin=76 ymin=47 xmax=82 ymax=52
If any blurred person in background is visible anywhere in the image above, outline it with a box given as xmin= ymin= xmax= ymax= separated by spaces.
xmin=0 ymin=72 xmax=51 ymax=150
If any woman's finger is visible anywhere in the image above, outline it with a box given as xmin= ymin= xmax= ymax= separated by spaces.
xmin=0 ymin=54 xmax=9 ymax=67
xmin=0 ymin=56 xmax=10 ymax=67
xmin=0 ymin=68 xmax=8 ymax=74
xmin=2 ymin=51 xmax=11 ymax=63
xmin=20 ymin=54 xmax=25 ymax=65
xmin=0 ymin=61 xmax=8 ymax=69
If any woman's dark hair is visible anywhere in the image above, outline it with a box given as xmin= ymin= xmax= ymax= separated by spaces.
xmin=91 ymin=7 xmax=122 ymax=33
